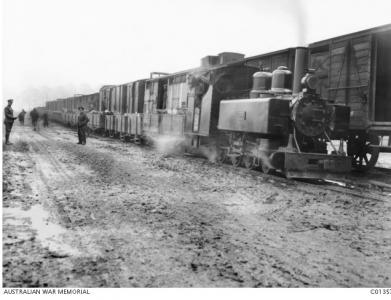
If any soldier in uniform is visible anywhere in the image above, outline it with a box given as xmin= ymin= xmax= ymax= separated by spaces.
xmin=18 ymin=109 xmax=26 ymax=126
xmin=4 ymin=99 xmax=17 ymax=145
xmin=77 ymin=106 xmax=89 ymax=145
xmin=42 ymin=111 xmax=49 ymax=127
xmin=30 ymin=108 xmax=39 ymax=131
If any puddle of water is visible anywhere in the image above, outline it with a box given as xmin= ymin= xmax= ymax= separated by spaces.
xmin=3 ymin=217 xmax=27 ymax=226
xmin=3 ymin=205 xmax=79 ymax=256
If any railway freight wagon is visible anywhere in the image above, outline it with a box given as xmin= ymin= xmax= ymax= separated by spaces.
xmin=46 ymin=99 xmax=65 ymax=123
xmin=142 ymin=71 xmax=194 ymax=139
xmin=81 ymin=93 xmax=101 ymax=133
xmin=62 ymin=93 xmax=100 ymax=128
xmin=46 ymin=93 xmax=100 ymax=128
xmin=99 ymin=81 xmax=146 ymax=140
xmin=308 ymin=24 xmax=391 ymax=171
xmin=79 ymin=93 xmax=100 ymax=112
xmin=142 ymin=73 xmax=169 ymax=136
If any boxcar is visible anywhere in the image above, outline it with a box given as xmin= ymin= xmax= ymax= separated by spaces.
xmin=309 ymin=24 xmax=391 ymax=170
xmin=147 ymin=71 xmax=191 ymax=137
xmin=142 ymin=69 xmax=213 ymax=140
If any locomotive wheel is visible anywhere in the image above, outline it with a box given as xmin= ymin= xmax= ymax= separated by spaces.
xmin=348 ymin=133 xmax=380 ymax=172
xmin=230 ymin=155 xmax=242 ymax=167
xmin=242 ymin=155 xmax=255 ymax=169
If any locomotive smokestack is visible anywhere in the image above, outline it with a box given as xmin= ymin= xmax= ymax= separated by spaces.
xmin=292 ymin=47 xmax=308 ymax=95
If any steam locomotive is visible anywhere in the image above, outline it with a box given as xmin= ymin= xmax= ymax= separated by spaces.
xmin=200 ymin=48 xmax=351 ymax=179
xmin=45 ymin=25 xmax=391 ymax=179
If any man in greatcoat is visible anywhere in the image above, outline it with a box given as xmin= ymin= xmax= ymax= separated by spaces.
xmin=42 ymin=111 xmax=49 ymax=127
xmin=18 ymin=109 xmax=26 ymax=126
xmin=30 ymin=108 xmax=39 ymax=131
xmin=77 ymin=106 xmax=89 ymax=145
xmin=4 ymin=99 xmax=17 ymax=145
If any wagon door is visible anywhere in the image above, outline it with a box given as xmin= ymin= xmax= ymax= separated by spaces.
xmin=310 ymin=45 xmax=330 ymax=100
xmin=328 ymin=37 xmax=372 ymax=129
xmin=374 ymin=31 xmax=391 ymax=122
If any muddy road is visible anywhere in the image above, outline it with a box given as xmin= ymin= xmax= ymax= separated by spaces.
xmin=3 ymin=122 xmax=391 ymax=287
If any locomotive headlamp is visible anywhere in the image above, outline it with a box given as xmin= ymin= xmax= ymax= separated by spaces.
xmin=301 ymin=72 xmax=318 ymax=91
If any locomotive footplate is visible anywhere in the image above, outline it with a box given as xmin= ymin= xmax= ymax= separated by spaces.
xmin=283 ymin=152 xmax=352 ymax=179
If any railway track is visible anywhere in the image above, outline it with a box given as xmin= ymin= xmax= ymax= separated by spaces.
xmin=307 ymin=180 xmax=390 ymax=202
xmin=374 ymin=166 xmax=391 ymax=175
xmin=222 ymin=159 xmax=391 ymax=201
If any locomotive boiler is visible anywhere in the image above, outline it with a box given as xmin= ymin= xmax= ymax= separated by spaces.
xmin=217 ymin=48 xmax=352 ymax=178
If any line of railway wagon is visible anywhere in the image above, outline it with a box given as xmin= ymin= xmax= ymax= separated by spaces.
xmin=45 ymin=24 xmax=391 ymax=178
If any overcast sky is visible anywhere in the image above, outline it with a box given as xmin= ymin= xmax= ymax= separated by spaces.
xmin=2 ymin=0 xmax=391 ymax=110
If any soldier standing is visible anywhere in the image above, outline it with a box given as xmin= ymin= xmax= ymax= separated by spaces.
xmin=42 ymin=111 xmax=49 ymax=127
xmin=4 ymin=99 xmax=17 ymax=145
xmin=77 ymin=106 xmax=89 ymax=145
xmin=18 ymin=109 xmax=26 ymax=126
xmin=30 ymin=108 xmax=39 ymax=131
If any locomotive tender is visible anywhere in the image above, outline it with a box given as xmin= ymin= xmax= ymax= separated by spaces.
xmin=45 ymin=24 xmax=391 ymax=178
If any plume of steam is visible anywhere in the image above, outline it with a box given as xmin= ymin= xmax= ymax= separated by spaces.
xmin=148 ymin=134 xmax=186 ymax=156
xmin=242 ymin=0 xmax=308 ymax=46
xmin=289 ymin=0 xmax=307 ymax=45
xmin=257 ymin=150 xmax=273 ymax=170
xmin=199 ymin=143 xmax=274 ymax=171
xmin=199 ymin=145 xmax=219 ymax=163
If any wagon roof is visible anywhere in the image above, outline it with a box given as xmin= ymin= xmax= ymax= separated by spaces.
xmin=309 ymin=23 xmax=391 ymax=46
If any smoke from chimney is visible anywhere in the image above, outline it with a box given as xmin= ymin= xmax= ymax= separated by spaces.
xmin=289 ymin=0 xmax=307 ymax=45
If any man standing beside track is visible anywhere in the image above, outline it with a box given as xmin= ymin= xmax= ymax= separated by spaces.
xmin=30 ymin=108 xmax=39 ymax=131
xmin=18 ymin=109 xmax=26 ymax=126
xmin=77 ymin=106 xmax=89 ymax=145
xmin=3 ymin=99 xmax=17 ymax=145
xmin=42 ymin=110 xmax=49 ymax=127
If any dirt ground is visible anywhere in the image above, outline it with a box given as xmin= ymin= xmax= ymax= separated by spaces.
xmin=3 ymin=121 xmax=391 ymax=287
